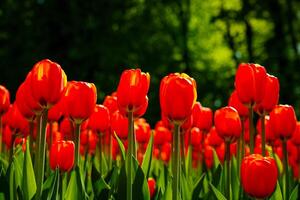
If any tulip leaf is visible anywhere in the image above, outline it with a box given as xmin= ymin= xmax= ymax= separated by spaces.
xmin=65 ymin=167 xmax=88 ymax=200
xmin=114 ymin=132 xmax=126 ymax=161
xmin=212 ymin=148 xmax=221 ymax=170
xmin=141 ymin=132 xmax=153 ymax=178
xmin=156 ymin=163 xmax=168 ymax=195
xmin=0 ymin=164 xmax=9 ymax=199
xmin=133 ymin=164 xmax=150 ymax=200
xmin=181 ymin=172 xmax=192 ymax=200
xmin=46 ymin=168 xmax=60 ymax=200
xmin=269 ymin=181 xmax=283 ymax=200
xmin=212 ymin=164 xmax=222 ymax=187
xmin=209 ymin=182 xmax=227 ymax=200
xmin=231 ymin=156 xmax=240 ymax=200
xmin=41 ymin=171 xmax=55 ymax=199
xmin=289 ymin=185 xmax=298 ymax=200
xmin=191 ymin=173 xmax=205 ymax=200
xmin=116 ymin=164 xmax=127 ymax=200
xmin=162 ymin=179 xmax=172 ymax=200
xmin=22 ymin=139 xmax=37 ymax=200
xmin=274 ymin=153 xmax=283 ymax=175
xmin=93 ymin=175 xmax=111 ymax=198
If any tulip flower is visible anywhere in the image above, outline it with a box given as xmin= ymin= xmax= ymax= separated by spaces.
xmin=64 ymin=81 xmax=97 ymax=171
xmin=190 ymin=127 xmax=202 ymax=147
xmin=50 ymin=140 xmax=75 ymax=172
xmin=147 ymin=178 xmax=156 ymax=199
xmin=135 ymin=118 xmax=151 ymax=144
xmin=160 ymin=73 xmax=197 ymax=124
xmin=235 ymin=63 xmax=267 ymax=154
xmin=65 ymin=81 xmax=97 ymax=124
xmin=291 ymin=122 xmax=300 ymax=146
xmin=0 ymin=85 xmax=10 ymax=154
xmin=116 ymin=69 xmax=150 ymax=200
xmin=241 ymin=154 xmax=278 ymax=198
xmin=194 ymin=105 xmax=213 ymax=133
xmin=214 ymin=106 xmax=241 ymax=199
xmin=103 ymin=93 xmax=118 ymax=116
xmin=269 ymin=104 xmax=297 ymax=200
xmin=206 ymin=127 xmax=223 ymax=148
xmin=88 ymin=104 xmax=110 ymax=133
xmin=228 ymin=90 xmax=248 ymax=119
xmin=256 ymin=115 xmax=276 ymax=144
xmin=159 ymin=73 xmax=197 ymax=200
xmin=29 ymin=59 xmax=67 ymax=109
xmin=116 ymin=69 xmax=150 ymax=116
xmin=111 ymin=110 xmax=128 ymax=140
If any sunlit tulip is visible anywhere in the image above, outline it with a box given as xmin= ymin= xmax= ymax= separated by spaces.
xmin=88 ymin=104 xmax=110 ymax=133
xmin=0 ymin=85 xmax=10 ymax=115
xmin=228 ymin=90 xmax=248 ymax=118
xmin=50 ymin=140 xmax=75 ymax=172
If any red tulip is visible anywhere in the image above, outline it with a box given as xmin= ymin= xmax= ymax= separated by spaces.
xmin=135 ymin=118 xmax=151 ymax=144
xmin=111 ymin=110 xmax=128 ymax=140
xmin=116 ymin=69 xmax=150 ymax=117
xmin=160 ymin=73 xmax=197 ymax=124
xmin=254 ymin=74 xmax=279 ymax=114
xmin=190 ymin=127 xmax=202 ymax=147
xmin=15 ymin=82 xmax=35 ymax=120
xmin=103 ymin=93 xmax=118 ymax=115
xmin=0 ymin=85 xmax=10 ymax=115
xmin=291 ymin=122 xmax=300 ymax=146
xmin=147 ymin=178 xmax=156 ymax=199
xmin=214 ymin=106 xmax=242 ymax=142
xmin=65 ymin=81 xmax=97 ymax=124
xmin=154 ymin=123 xmax=172 ymax=146
xmin=194 ymin=105 xmax=213 ymax=133
xmin=2 ymin=125 xmax=12 ymax=149
xmin=48 ymin=98 xmax=66 ymax=122
xmin=88 ymin=104 xmax=110 ymax=133
xmin=235 ymin=63 xmax=267 ymax=106
xmin=206 ymin=127 xmax=223 ymax=147
xmin=4 ymin=104 xmax=29 ymax=136
xmin=59 ymin=117 xmax=74 ymax=140
xmin=49 ymin=140 xmax=75 ymax=172
xmin=160 ymin=142 xmax=171 ymax=163
xmin=241 ymin=154 xmax=278 ymax=198
xmin=269 ymin=105 xmax=297 ymax=139
xmin=204 ymin=145 xmax=214 ymax=169
xmin=228 ymin=90 xmax=248 ymax=118
xmin=29 ymin=59 xmax=67 ymax=108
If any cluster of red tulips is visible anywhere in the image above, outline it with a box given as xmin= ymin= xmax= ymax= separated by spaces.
xmin=0 ymin=60 xmax=299 ymax=200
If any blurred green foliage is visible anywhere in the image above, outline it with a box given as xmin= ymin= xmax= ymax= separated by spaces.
xmin=0 ymin=0 xmax=299 ymax=124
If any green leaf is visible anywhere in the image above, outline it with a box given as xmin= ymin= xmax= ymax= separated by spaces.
xmin=114 ymin=132 xmax=126 ymax=161
xmin=93 ymin=176 xmax=111 ymax=197
xmin=156 ymin=163 xmax=167 ymax=195
xmin=269 ymin=181 xmax=283 ymax=200
xmin=212 ymin=148 xmax=221 ymax=170
xmin=46 ymin=168 xmax=60 ymax=200
xmin=141 ymin=132 xmax=153 ymax=178
xmin=133 ymin=164 xmax=150 ymax=200
xmin=209 ymin=182 xmax=227 ymax=200
xmin=181 ymin=172 xmax=192 ymax=200
xmin=191 ymin=173 xmax=205 ymax=200
xmin=65 ymin=167 xmax=88 ymax=200
xmin=274 ymin=153 xmax=283 ymax=175
xmin=231 ymin=156 xmax=239 ymax=200
xmin=289 ymin=185 xmax=298 ymax=200
xmin=116 ymin=164 xmax=127 ymax=200
xmin=162 ymin=179 xmax=172 ymax=200
xmin=22 ymin=139 xmax=36 ymax=200
xmin=212 ymin=164 xmax=222 ymax=188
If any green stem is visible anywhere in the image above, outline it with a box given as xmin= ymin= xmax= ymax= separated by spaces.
xmin=261 ymin=114 xmax=266 ymax=156
xmin=282 ymin=139 xmax=289 ymax=200
xmin=9 ymin=132 xmax=16 ymax=163
xmin=127 ymin=111 xmax=134 ymax=200
xmin=29 ymin=121 xmax=34 ymax=156
xmin=35 ymin=109 xmax=48 ymax=199
xmin=180 ymin=131 xmax=186 ymax=174
xmin=108 ymin=132 xmax=112 ymax=169
xmin=34 ymin=114 xmax=42 ymax=174
xmin=248 ymin=105 xmax=254 ymax=154
xmin=172 ymin=123 xmax=181 ymax=200
xmin=225 ymin=141 xmax=231 ymax=200
xmin=61 ymin=173 xmax=67 ymax=200
xmin=74 ymin=123 xmax=81 ymax=168
xmin=98 ymin=132 xmax=102 ymax=174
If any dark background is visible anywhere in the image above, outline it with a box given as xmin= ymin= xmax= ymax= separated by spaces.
xmin=0 ymin=0 xmax=299 ymax=125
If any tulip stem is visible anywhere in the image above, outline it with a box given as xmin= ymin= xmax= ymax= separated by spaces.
xmin=35 ymin=109 xmax=48 ymax=199
xmin=180 ymin=131 xmax=186 ymax=174
xmin=74 ymin=123 xmax=81 ymax=168
xmin=108 ymin=133 xmax=112 ymax=169
xmin=34 ymin=114 xmax=42 ymax=174
xmin=29 ymin=121 xmax=34 ymax=156
xmin=98 ymin=132 xmax=102 ymax=174
xmin=225 ymin=141 xmax=231 ymax=200
xmin=249 ymin=105 xmax=254 ymax=154
xmin=127 ymin=110 xmax=134 ymax=200
xmin=282 ymin=139 xmax=289 ymax=200
xmin=261 ymin=114 xmax=266 ymax=156
xmin=172 ymin=123 xmax=181 ymax=200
